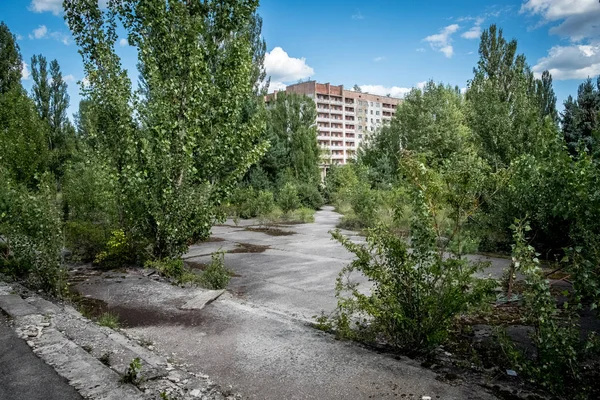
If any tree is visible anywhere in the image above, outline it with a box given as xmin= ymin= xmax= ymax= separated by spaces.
xmin=353 ymin=84 xmax=361 ymax=92
xmin=31 ymin=54 xmax=51 ymax=123
xmin=358 ymin=80 xmax=469 ymax=186
xmin=31 ymin=55 xmax=73 ymax=185
xmin=535 ymin=70 xmax=558 ymax=124
xmin=258 ymin=92 xmax=320 ymax=186
xmin=0 ymin=22 xmax=22 ymax=95
xmin=64 ymin=0 xmax=268 ymax=259
xmin=467 ymin=24 xmax=543 ymax=170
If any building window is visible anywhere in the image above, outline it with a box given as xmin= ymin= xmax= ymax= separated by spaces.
xmin=370 ymin=110 xmax=373 ymax=115
xmin=370 ymin=101 xmax=373 ymax=106
xmin=376 ymin=119 xmax=380 ymax=123
xmin=358 ymin=134 xmax=363 ymax=139
xmin=376 ymin=111 xmax=380 ymax=115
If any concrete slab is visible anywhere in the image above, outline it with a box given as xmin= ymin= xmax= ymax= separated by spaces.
xmin=180 ymin=290 xmax=225 ymax=310
xmin=0 ymin=294 xmax=38 ymax=317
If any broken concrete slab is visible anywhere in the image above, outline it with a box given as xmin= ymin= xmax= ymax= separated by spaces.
xmin=0 ymin=294 xmax=38 ymax=317
xmin=180 ymin=290 xmax=225 ymax=310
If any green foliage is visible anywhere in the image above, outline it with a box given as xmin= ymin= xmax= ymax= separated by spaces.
xmin=0 ymin=172 xmax=65 ymax=294
xmin=330 ymin=224 xmax=493 ymax=353
xmin=327 ymin=152 xmax=494 ymax=352
xmin=120 ymin=357 xmax=142 ymax=384
xmin=0 ymin=22 xmax=22 ymax=95
xmin=145 ymin=258 xmax=185 ymax=281
xmin=64 ymin=0 xmax=268 ymax=261
xmin=259 ymin=92 xmax=321 ymax=185
xmin=97 ymin=312 xmax=120 ymax=329
xmin=500 ymin=221 xmax=600 ymax=398
xmin=198 ymin=252 xmax=231 ymax=290
xmin=64 ymin=221 xmax=109 ymax=262
xmin=296 ymin=182 xmax=324 ymax=210
xmin=94 ymin=230 xmax=134 ymax=269
xmin=277 ymin=183 xmax=301 ymax=213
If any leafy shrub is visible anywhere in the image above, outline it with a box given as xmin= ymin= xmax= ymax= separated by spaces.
xmin=297 ymin=183 xmax=324 ymax=210
xmin=0 ymin=173 xmax=66 ymax=294
xmin=286 ymin=207 xmax=315 ymax=223
xmin=277 ymin=182 xmax=301 ymax=213
xmin=94 ymin=230 xmax=133 ymax=269
xmin=145 ymin=258 xmax=185 ymax=280
xmin=255 ymin=190 xmax=276 ymax=217
xmin=64 ymin=220 xmax=109 ymax=262
xmin=499 ymin=220 xmax=600 ymax=398
xmin=198 ymin=252 xmax=231 ymax=290
xmin=329 ymin=226 xmax=494 ymax=352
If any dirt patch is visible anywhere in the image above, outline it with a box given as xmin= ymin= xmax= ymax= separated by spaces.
xmin=203 ymin=236 xmax=226 ymax=243
xmin=245 ymin=227 xmax=295 ymax=236
xmin=228 ymin=243 xmax=270 ymax=254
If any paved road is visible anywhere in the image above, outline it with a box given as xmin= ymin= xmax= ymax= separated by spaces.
xmin=0 ymin=314 xmax=82 ymax=400
xmin=72 ymin=206 xmax=504 ymax=400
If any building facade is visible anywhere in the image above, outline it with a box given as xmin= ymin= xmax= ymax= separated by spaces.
xmin=272 ymin=81 xmax=402 ymax=166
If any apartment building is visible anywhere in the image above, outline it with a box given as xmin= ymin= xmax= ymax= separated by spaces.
xmin=271 ymin=81 xmax=402 ymax=166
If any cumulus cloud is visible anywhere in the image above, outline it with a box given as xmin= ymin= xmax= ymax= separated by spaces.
xmin=264 ymin=47 xmax=314 ymax=83
xmin=63 ymin=74 xmax=76 ymax=83
xmin=373 ymin=56 xmax=386 ymax=62
xmin=460 ymin=17 xmax=484 ymax=39
xmin=424 ymin=24 xmax=459 ymax=58
xmin=29 ymin=25 xmax=48 ymax=39
xmin=29 ymin=0 xmax=108 ymax=15
xmin=267 ymin=81 xmax=287 ymax=93
xmin=532 ymin=44 xmax=600 ymax=80
xmin=21 ymin=62 xmax=31 ymax=80
xmin=29 ymin=0 xmax=62 ymax=15
xmin=416 ymin=81 xmax=427 ymax=89
xmin=28 ymin=25 xmax=71 ymax=45
xmin=521 ymin=0 xmax=600 ymax=42
xmin=119 ymin=38 xmax=128 ymax=47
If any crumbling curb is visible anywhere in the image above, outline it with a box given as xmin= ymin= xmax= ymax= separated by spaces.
xmin=0 ymin=282 xmax=238 ymax=400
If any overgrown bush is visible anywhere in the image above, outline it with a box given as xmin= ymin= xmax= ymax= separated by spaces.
xmin=277 ymin=182 xmax=301 ymax=213
xmin=0 ymin=173 xmax=66 ymax=294
xmin=64 ymin=220 xmax=109 ymax=262
xmin=499 ymin=220 xmax=600 ymax=398
xmin=198 ymin=252 xmax=231 ymax=290
xmin=330 ymin=226 xmax=494 ymax=352
xmin=297 ymin=183 xmax=324 ymax=210
xmin=94 ymin=230 xmax=135 ymax=269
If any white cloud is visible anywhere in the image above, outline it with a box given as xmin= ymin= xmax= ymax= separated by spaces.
xmin=462 ymin=26 xmax=482 ymax=39
xmin=424 ymin=24 xmax=459 ymax=58
xmin=268 ymin=81 xmax=287 ymax=93
xmin=16 ymin=34 xmax=23 ymax=41
xmin=532 ymin=43 xmax=600 ymax=80
xmin=359 ymin=85 xmax=411 ymax=98
xmin=416 ymin=47 xmax=426 ymax=53
xmin=29 ymin=0 xmax=108 ymax=15
xmin=29 ymin=25 xmax=48 ymax=39
xmin=440 ymin=45 xmax=454 ymax=58
xmin=21 ymin=62 xmax=30 ymax=80
xmin=28 ymin=25 xmax=71 ymax=45
xmin=373 ymin=56 xmax=386 ymax=62
xmin=416 ymin=81 xmax=427 ymax=89
xmin=50 ymin=31 xmax=70 ymax=45
xmin=264 ymin=47 xmax=314 ymax=83
xmin=29 ymin=0 xmax=62 ymax=15
xmin=119 ymin=38 xmax=128 ymax=47
xmin=63 ymin=74 xmax=76 ymax=83
xmin=352 ymin=10 xmax=364 ymax=20
xmin=521 ymin=0 xmax=600 ymax=42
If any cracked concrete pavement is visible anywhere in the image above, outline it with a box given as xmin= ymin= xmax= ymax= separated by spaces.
xmin=72 ymin=206 xmax=511 ymax=399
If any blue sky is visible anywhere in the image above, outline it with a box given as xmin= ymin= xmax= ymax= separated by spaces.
xmin=4 ymin=0 xmax=600 ymax=118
